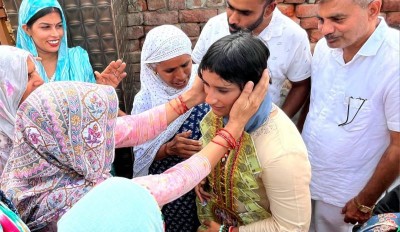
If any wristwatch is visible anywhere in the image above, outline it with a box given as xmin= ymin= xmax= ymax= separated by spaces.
xmin=353 ymin=197 xmax=374 ymax=214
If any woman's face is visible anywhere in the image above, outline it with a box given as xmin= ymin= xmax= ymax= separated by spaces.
xmin=201 ymin=69 xmax=241 ymax=117
xmin=154 ymin=54 xmax=192 ymax=89
xmin=20 ymin=57 xmax=44 ymax=105
xmin=23 ymin=11 xmax=64 ymax=55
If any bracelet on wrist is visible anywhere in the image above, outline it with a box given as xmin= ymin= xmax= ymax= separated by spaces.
xmin=168 ymin=100 xmax=182 ymax=115
xmin=178 ymin=95 xmax=189 ymax=112
xmin=211 ymin=139 xmax=231 ymax=149
xmin=216 ymin=129 xmax=237 ymax=149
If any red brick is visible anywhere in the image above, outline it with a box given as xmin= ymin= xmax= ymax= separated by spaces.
xmin=126 ymin=26 xmax=144 ymax=40
xmin=127 ymin=39 xmax=141 ymax=51
xmin=143 ymin=11 xmax=179 ymax=25
xmin=307 ymin=28 xmax=323 ymax=43
xmin=284 ymin=0 xmax=305 ymax=4
xmin=295 ymin=4 xmax=318 ymax=18
xmin=169 ymin=0 xmax=186 ymax=10
xmin=144 ymin=25 xmax=157 ymax=34
xmin=382 ymin=0 xmax=400 ymax=12
xmin=207 ymin=0 xmax=225 ymax=8
xmin=181 ymin=23 xmax=201 ymax=37
xmin=278 ymin=3 xmax=295 ymax=17
xmin=179 ymin=9 xmax=218 ymax=23
xmin=386 ymin=12 xmax=400 ymax=29
xmin=186 ymin=0 xmax=204 ymax=9
xmin=300 ymin=17 xmax=319 ymax=29
xmin=140 ymin=37 xmax=146 ymax=48
xmin=128 ymin=51 xmax=141 ymax=63
xmin=147 ymin=0 xmax=166 ymax=10
xmin=128 ymin=0 xmax=147 ymax=12
xmin=189 ymin=36 xmax=197 ymax=48
xmin=127 ymin=12 xmax=144 ymax=26
xmin=289 ymin=15 xmax=300 ymax=24
xmin=218 ymin=8 xmax=227 ymax=14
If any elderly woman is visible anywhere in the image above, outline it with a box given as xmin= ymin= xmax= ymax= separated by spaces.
xmin=0 ymin=45 xmax=44 ymax=174
xmin=131 ymin=25 xmax=209 ymax=231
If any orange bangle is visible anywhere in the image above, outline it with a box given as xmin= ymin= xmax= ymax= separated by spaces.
xmin=219 ymin=128 xmax=235 ymax=142
xmin=216 ymin=130 xmax=236 ymax=149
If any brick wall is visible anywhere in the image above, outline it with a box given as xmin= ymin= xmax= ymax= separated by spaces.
xmin=0 ymin=0 xmax=13 ymax=45
xmin=123 ymin=0 xmax=400 ymax=113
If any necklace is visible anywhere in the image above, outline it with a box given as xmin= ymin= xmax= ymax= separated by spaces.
xmin=212 ymin=115 xmax=244 ymax=213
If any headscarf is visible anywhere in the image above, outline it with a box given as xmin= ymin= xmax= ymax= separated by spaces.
xmin=1 ymin=81 xmax=118 ymax=230
xmin=57 ymin=177 xmax=164 ymax=232
xmin=17 ymin=0 xmax=95 ymax=83
xmin=0 ymin=45 xmax=33 ymax=174
xmin=131 ymin=25 xmax=195 ymax=177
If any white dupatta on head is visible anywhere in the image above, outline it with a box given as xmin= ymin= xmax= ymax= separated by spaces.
xmin=0 ymin=46 xmax=33 ymax=173
xmin=131 ymin=25 xmax=195 ymax=177
xmin=0 ymin=46 xmax=32 ymax=139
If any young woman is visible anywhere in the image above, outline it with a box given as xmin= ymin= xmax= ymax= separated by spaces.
xmin=17 ymin=0 xmax=126 ymax=86
xmin=131 ymin=25 xmax=209 ymax=231
xmin=1 ymin=72 xmax=269 ymax=231
xmin=196 ymin=32 xmax=312 ymax=231
xmin=0 ymin=45 xmax=44 ymax=174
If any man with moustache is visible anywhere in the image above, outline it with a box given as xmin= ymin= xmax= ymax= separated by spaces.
xmin=192 ymin=0 xmax=311 ymax=123
xmin=301 ymin=0 xmax=399 ymax=230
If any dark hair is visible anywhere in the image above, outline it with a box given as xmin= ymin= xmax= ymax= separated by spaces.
xmin=198 ymin=31 xmax=270 ymax=90
xmin=26 ymin=7 xmax=62 ymax=28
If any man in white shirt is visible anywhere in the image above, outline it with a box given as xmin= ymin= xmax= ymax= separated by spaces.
xmin=192 ymin=0 xmax=311 ymax=124
xmin=302 ymin=0 xmax=400 ymax=230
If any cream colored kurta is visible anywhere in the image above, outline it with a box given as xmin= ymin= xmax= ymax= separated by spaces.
xmin=239 ymin=106 xmax=312 ymax=231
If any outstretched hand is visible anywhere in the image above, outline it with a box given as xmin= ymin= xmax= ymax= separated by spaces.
xmin=195 ymin=178 xmax=212 ymax=205
xmin=189 ymin=75 xmax=206 ymax=104
xmin=229 ymin=69 xmax=270 ymax=129
xmin=166 ymin=131 xmax=202 ymax=159
xmin=95 ymin=59 xmax=127 ymax=88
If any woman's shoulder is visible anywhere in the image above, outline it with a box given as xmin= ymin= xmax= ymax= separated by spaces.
xmin=252 ymin=106 xmax=308 ymax=162
xmin=68 ymin=46 xmax=90 ymax=59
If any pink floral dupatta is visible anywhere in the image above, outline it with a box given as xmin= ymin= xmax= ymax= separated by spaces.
xmin=1 ymin=81 xmax=118 ymax=230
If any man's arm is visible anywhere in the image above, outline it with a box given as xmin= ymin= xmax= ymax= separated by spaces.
xmin=296 ymin=96 xmax=310 ymax=132
xmin=342 ymin=130 xmax=400 ymax=224
xmin=281 ymin=78 xmax=311 ymax=119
